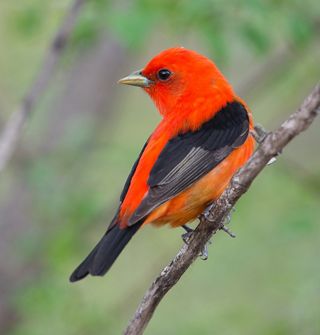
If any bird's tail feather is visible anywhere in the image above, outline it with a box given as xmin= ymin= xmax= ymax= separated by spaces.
xmin=69 ymin=222 xmax=142 ymax=282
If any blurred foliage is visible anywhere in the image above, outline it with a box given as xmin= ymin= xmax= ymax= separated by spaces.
xmin=0 ymin=1 xmax=320 ymax=335
xmin=3 ymin=0 xmax=319 ymax=62
xmin=83 ymin=0 xmax=318 ymax=62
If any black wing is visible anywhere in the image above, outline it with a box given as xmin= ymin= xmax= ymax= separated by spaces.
xmin=128 ymin=101 xmax=249 ymax=225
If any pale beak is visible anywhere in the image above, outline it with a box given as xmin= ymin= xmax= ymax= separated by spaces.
xmin=118 ymin=70 xmax=152 ymax=87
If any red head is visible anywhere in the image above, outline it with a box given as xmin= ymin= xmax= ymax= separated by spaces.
xmin=119 ymin=47 xmax=234 ymax=125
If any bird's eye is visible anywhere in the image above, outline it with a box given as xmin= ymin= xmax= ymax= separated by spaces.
xmin=157 ymin=69 xmax=172 ymax=81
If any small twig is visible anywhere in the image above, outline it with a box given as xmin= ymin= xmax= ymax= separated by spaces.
xmin=123 ymin=83 xmax=320 ymax=335
xmin=0 ymin=0 xmax=86 ymax=172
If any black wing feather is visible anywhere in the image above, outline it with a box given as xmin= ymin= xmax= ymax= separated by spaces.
xmin=128 ymin=101 xmax=249 ymax=225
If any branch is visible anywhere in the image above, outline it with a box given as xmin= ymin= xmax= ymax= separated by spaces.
xmin=0 ymin=0 xmax=86 ymax=172
xmin=124 ymin=83 xmax=320 ymax=335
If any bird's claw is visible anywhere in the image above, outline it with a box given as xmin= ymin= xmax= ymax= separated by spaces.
xmin=224 ymin=212 xmax=232 ymax=225
xmin=199 ymin=243 xmax=209 ymax=260
xmin=251 ymin=124 xmax=279 ymax=165
xmin=220 ymin=212 xmax=236 ymax=237
xmin=181 ymin=231 xmax=193 ymax=244
xmin=220 ymin=225 xmax=236 ymax=238
xmin=181 ymin=225 xmax=211 ymax=261
xmin=199 ymin=240 xmax=212 ymax=260
xmin=182 ymin=202 xmax=236 ymax=260
xmin=201 ymin=202 xmax=216 ymax=222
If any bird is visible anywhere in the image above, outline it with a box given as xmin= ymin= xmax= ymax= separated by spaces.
xmin=70 ymin=47 xmax=255 ymax=282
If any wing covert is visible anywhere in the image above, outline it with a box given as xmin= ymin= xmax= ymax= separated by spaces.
xmin=128 ymin=101 xmax=250 ymax=225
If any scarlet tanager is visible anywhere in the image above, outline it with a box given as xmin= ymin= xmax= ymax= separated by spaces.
xmin=70 ymin=47 xmax=255 ymax=282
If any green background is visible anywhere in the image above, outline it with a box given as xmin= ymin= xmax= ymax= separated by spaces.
xmin=0 ymin=1 xmax=319 ymax=334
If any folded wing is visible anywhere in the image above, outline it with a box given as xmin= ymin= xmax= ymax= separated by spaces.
xmin=128 ymin=101 xmax=250 ymax=225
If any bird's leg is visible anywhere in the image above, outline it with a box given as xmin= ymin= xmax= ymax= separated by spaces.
xmin=182 ymin=224 xmax=193 ymax=233
xmin=181 ymin=203 xmax=236 ymax=260
xmin=202 ymin=203 xmax=236 ymax=239
xmin=181 ymin=225 xmax=193 ymax=244
xmin=181 ymin=224 xmax=210 ymax=260
xmin=220 ymin=209 xmax=236 ymax=238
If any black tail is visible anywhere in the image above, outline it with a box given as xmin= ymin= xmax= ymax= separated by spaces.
xmin=69 ymin=222 xmax=142 ymax=282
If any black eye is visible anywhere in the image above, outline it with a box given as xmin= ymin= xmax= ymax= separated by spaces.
xmin=157 ymin=69 xmax=172 ymax=81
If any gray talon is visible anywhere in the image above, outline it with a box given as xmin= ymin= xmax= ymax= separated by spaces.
xmin=181 ymin=231 xmax=193 ymax=244
xmin=199 ymin=244 xmax=208 ymax=260
xmin=181 ymin=225 xmax=212 ymax=260
xmin=224 ymin=212 xmax=232 ymax=225
xmin=220 ymin=225 xmax=236 ymax=238
xmin=202 ymin=203 xmax=216 ymax=222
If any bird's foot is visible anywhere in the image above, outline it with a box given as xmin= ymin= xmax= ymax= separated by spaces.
xmin=219 ymin=209 xmax=236 ymax=238
xmin=201 ymin=202 xmax=216 ymax=222
xmin=181 ymin=225 xmax=211 ymax=260
xmin=251 ymin=124 xmax=279 ymax=165
xmin=220 ymin=225 xmax=236 ymax=238
xmin=201 ymin=204 xmax=236 ymax=238
xmin=251 ymin=124 xmax=268 ymax=143
xmin=181 ymin=232 xmax=193 ymax=245
xmin=199 ymin=240 xmax=212 ymax=260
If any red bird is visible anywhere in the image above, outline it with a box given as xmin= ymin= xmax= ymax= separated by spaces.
xmin=70 ymin=47 xmax=255 ymax=282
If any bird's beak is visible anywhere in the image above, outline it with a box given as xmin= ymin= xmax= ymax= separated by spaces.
xmin=118 ymin=70 xmax=152 ymax=88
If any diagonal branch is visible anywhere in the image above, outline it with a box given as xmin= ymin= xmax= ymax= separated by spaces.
xmin=0 ymin=0 xmax=86 ymax=172
xmin=123 ymin=83 xmax=320 ymax=335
